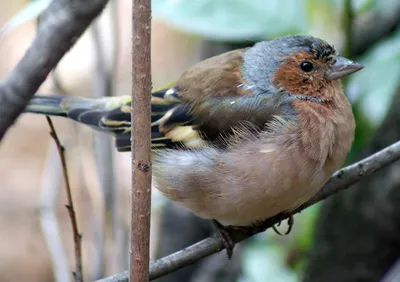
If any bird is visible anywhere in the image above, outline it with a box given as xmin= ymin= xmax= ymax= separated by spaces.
xmin=25 ymin=35 xmax=363 ymax=257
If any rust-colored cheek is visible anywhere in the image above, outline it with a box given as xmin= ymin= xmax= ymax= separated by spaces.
xmin=272 ymin=52 xmax=324 ymax=97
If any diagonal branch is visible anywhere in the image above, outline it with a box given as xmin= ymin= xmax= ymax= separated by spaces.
xmin=96 ymin=139 xmax=400 ymax=282
xmin=351 ymin=3 xmax=400 ymax=57
xmin=0 ymin=0 xmax=108 ymax=141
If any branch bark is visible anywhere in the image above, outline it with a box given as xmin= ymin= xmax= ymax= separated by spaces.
xmin=96 ymin=139 xmax=400 ymax=282
xmin=47 ymin=117 xmax=83 ymax=282
xmin=0 ymin=0 xmax=108 ymax=141
xmin=130 ymin=0 xmax=152 ymax=282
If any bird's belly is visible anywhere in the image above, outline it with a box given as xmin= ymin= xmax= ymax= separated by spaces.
xmin=153 ymin=136 xmax=337 ymax=227
xmin=172 ymin=155 xmax=328 ymax=227
xmin=211 ymin=170 xmax=326 ymax=226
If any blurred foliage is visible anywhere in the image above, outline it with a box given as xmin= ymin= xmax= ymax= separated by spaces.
xmin=348 ymin=28 xmax=400 ymax=126
xmin=153 ymin=0 xmax=308 ymax=41
xmin=240 ymin=239 xmax=297 ymax=282
xmin=153 ymin=0 xmax=381 ymax=42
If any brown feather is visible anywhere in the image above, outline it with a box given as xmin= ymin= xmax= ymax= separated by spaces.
xmin=175 ymin=49 xmax=248 ymax=105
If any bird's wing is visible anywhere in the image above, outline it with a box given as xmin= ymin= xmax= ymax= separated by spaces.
xmin=27 ymin=49 xmax=288 ymax=152
xmin=100 ymin=88 xmax=200 ymax=152
xmin=102 ymin=91 xmax=287 ymax=152
xmin=109 ymin=48 xmax=286 ymax=151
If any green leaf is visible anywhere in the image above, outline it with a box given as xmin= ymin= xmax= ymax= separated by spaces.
xmin=241 ymin=240 xmax=297 ymax=282
xmin=152 ymin=0 xmax=308 ymax=41
xmin=353 ymin=0 xmax=376 ymax=14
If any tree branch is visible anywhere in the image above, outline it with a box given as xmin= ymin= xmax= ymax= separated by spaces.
xmin=38 ymin=140 xmax=71 ymax=282
xmin=0 ymin=0 xmax=108 ymax=141
xmin=47 ymin=117 xmax=83 ymax=282
xmin=130 ymin=0 xmax=152 ymax=282
xmin=96 ymin=139 xmax=400 ymax=282
xmin=343 ymin=0 xmax=354 ymax=59
xmin=351 ymin=2 xmax=400 ymax=56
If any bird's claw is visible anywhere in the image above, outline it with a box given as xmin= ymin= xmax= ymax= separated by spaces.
xmin=212 ymin=220 xmax=236 ymax=259
xmin=272 ymin=213 xmax=294 ymax=235
xmin=212 ymin=220 xmax=252 ymax=259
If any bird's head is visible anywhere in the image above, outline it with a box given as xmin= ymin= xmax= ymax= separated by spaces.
xmin=242 ymin=35 xmax=363 ymax=101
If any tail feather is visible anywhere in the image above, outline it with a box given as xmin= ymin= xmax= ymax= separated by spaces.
xmin=26 ymin=88 xmax=201 ymax=152
xmin=25 ymin=95 xmax=68 ymax=116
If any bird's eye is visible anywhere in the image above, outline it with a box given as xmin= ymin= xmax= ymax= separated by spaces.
xmin=300 ymin=61 xmax=313 ymax=72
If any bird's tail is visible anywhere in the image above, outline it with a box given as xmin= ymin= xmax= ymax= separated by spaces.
xmin=24 ymin=90 xmax=196 ymax=152
xmin=25 ymin=95 xmax=68 ymax=117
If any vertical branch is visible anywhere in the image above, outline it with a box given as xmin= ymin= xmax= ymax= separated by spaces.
xmin=343 ymin=0 xmax=354 ymax=59
xmin=47 ymin=117 xmax=84 ymax=282
xmin=342 ymin=0 xmax=354 ymax=87
xmin=130 ymin=0 xmax=152 ymax=281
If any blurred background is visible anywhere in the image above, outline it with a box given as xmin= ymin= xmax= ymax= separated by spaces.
xmin=0 ymin=0 xmax=399 ymax=281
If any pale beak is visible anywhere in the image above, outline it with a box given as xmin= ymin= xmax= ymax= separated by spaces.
xmin=325 ymin=56 xmax=364 ymax=81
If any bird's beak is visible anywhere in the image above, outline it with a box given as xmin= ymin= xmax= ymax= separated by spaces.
xmin=325 ymin=56 xmax=364 ymax=81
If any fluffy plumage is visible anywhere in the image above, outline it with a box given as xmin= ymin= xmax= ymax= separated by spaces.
xmin=25 ymin=35 xmax=363 ymax=229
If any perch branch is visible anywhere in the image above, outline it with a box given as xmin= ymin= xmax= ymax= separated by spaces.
xmin=130 ymin=0 xmax=152 ymax=282
xmin=47 ymin=117 xmax=83 ymax=282
xmin=96 ymin=139 xmax=400 ymax=282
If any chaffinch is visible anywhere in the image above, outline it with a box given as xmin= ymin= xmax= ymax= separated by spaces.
xmin=25 ymin=35 xmax=363 ymax=257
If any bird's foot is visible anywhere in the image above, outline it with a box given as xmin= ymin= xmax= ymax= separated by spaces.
xmin=272 ymin=212 xmax=294 ymax=235
xmin=212 ymin=220 xmax=252 ymax=259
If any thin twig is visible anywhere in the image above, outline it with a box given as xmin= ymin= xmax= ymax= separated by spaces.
xmin=39 ymin=141 xmax=71 ymax=282
xmin=37 ymin=16 xmax=72 ymax=282
xmin=96 ymin=139 xmax=400 ymax=282
xmin=46 ymin=116 xmax=83 ymax=282
xmin=130 ymin=0 xmax=152 ymax=281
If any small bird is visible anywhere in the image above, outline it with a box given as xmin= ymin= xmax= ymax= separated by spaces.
xmin=25 ymin=35 xmax=363 ymax=257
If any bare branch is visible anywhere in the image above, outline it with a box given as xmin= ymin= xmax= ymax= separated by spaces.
xmin=96 ymin=139 xmax=400 ymax=282
xmin=343 ymin=0 xmax=354 ymax=59
xmin=47 ymin=116 xmax=83 ymax=282
xmin=130 ymin=0 xmax=152 ymax=282
xmin=39 ymin=141 xmax=71 ymax=282
xmin=0 ymin=0 xmax=108 ymax=141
